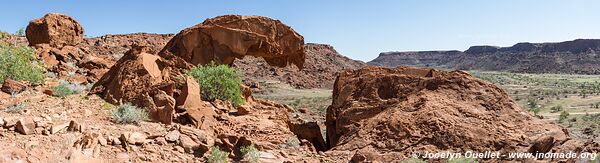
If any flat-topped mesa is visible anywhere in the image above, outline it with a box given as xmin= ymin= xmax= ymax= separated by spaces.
xmin=26 ymin=13 xmax=84 ymax=48
xmin=540 ymin=39 xmax=600 ymax=53
xmin=159 ymin=15 xmax=306 ymax=69
xmin=464 ymin=45 xmax=499 ymax=54
xmin=368 ymin=39 xmax=600 ymax=74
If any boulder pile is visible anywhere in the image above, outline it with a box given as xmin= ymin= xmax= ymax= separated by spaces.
xmin=88 ymin=14 xmax=321 ymax=158
xmin=25 ymin=13 xmax=114 ymax=83
xmin=91 ymin=14 xmax=307 ymax=124
xmin=325 ymin=66 xmax=599 ymax=162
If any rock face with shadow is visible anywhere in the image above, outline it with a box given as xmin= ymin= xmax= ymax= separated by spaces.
xmin=325 ymin=66 xmax=599 ymax=162
xmin=159 ymin=15 xmax=306 ymax=70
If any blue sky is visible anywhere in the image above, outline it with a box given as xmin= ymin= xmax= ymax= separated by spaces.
xmin=1 ymin=1 xmax=599 ymax=61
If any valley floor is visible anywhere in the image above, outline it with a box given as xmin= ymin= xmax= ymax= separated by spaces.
xmin=471 ymin=71 xmax=600 ymax=140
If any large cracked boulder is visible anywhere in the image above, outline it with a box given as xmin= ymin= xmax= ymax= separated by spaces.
xmin=25 ymin=13 xmax=114 ymax=83
xmin=26 ymin=13 xmax=84 ymax=48
xmin=159 ymin=15 xmax=305 ymax=69
xmin=90 ymin=45 xmax=171 ymax=104
xmin=325 ymin=66 xmax=596 ymax=162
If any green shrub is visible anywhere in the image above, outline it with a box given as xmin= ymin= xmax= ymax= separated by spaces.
xmin=0 ymin=31 xmax=7 ymax=39
xmin=207 ymin=146 xmax=228 ymax=163
xmin=186 ymin=63 xmax=244 ymax=106
xmin=53 ymin=81 xmax=75 ymax=97
xmin=0 ymin=41 xmax=45 ymax=85
xmin=240 ymin=144 xmax=259 ymax=163
xmin=15 ymin=28 xmax=24 ymax=36
xmin=112 ymin=103 xmax=148 ymax=124
xmin=52 ymin=80 xmax=90 ymax=97
xmin=559 ymin=111 xmax=569 ymax=123
xmin=550 ymin=106 xmax=563 ymax=113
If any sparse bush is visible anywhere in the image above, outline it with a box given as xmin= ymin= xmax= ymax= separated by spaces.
xmin=2 ymin=103 xmax=27 ymax=113
xmin=52 ymin=81 xmax=74 ymax=98
xmin=401 ymin=158 xmax=427 ymax=163
xmin=52 ymin=80 xmax=90 ymax=98
xmin=569 ymin=117 xmax=577 ymax=123
xmin=527 ymin=98 xmax=540 ymax=116
xmin=15 ymin=28 xmax=24 ymax=36
xmin=286 ymin=137 xmax=300 ymax=148
xmin=240 ymin=144 xmax=259 ymax=163
xmin=559 ymin=111 xmax=569 ymax=123
xmin=448 ymin=157 xmax=478 ymax=163
xmin=0 ymin=41 xmax=45 ymax=85
xmin=207 ymin=146 xmax=228 ymax=163
xmin=529 ymin=107 xmax=541 ymax=116
xmin=0 ymin=31 xmax=7 ymax=39
xmin=112 ymin=103 xmax=148 ymax=124
xmin=102 ymin=102 xmax=115 ymax=110
xmin=550 ymin=106 xmax=563 ymax=113
xmin=46 ymin=72 xmax=57 ymax=78
xmin=186 ymin=63 xmax=244 ymax=106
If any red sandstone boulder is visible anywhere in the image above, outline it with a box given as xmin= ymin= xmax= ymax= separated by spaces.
xmin=1 ymin=79 xmax=27 ymax=94
xmin=325 ymin=66 xmax=595 ymax=162
xmin=159 ymin=15 xmax=305 ymax=69
xmin=26 ymin=13 xmax=84 ymax=48
xmin=90 ymin=45 xmax=169 ymax=104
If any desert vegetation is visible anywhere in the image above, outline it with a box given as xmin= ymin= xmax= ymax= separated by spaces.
xmin=186 ymin=63 xmax=245 ymax=106
xmin=111 ymin=103 xmax=149 ymax=124
xmin=0 ymin=40 xmax=45 ymax=85
xmin=472 ymin=71 xmax=600 ymax=138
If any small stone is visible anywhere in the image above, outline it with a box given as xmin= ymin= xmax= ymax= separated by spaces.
xmin=42 ymin=130 xmax=50 ymax=135
xmin=4 ymin=118 xmax=17 ymax=128
xmin=80 ymin=131 xmax=100 ymax=149
xmin=82 ymin=148 xmax=94 ymax=157
xmin=51 ymin=122 xmax=70 ymax=134
xmin=98 ymin=135 xmax=108 ymax=146
xmin=155 ymin=137 xmax=167 ymax=145
xmin=298 ymin=108 xmax=308 ymax=113
xmin=1 ymin=79 xmax=27 ymax=95
xmin=173 ymin=146 xmax=185 ymax=153
xmin=108 ymin=136 xmax=121 ymax=145
xmin=35 ymin=127 xmax=45 ymax=135
xmin=93 ymin=145 xmax=100 ymax=158
xmin=0 ymin=117 xmax=5 ymax=127
xmin=164 ymin=130 xmax=180 ymax=142
xmin=179 ymin=135 xmax=199 ymax=153
xmin=68 ymin=120 xmax=84 ymax=132
xmin=15 ymin=118 xmax=35 ymax=135
xmin=120 ymin=132 xmax=147 ymax=145
xmin=42 ymin=89 xmax=54 ymax=96
xmin=116 ymin=153 xmax=130 ymax=162
xmin=32 ymin=117 xmax=43 ymax=123
xmin=35 ymin=121 xmax=50 ymax=129
xmin=259 ymin=152 xmax=281 ymax=162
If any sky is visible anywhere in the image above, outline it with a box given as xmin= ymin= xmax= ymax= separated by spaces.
xmin=1 ymin=0 xmax=599 ymax=61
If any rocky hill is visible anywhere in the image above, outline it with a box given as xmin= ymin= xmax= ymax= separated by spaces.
xmin=4 ymin=33 xmax=364 ymax=89
xmin=368 ymin=39 xmax=600 ymax=74
xmin=233 ymin=43 xmax=366 ymax=89
xmin=326 ymin=66 xmax=599 ymax=162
